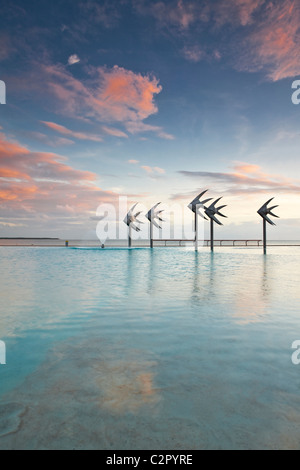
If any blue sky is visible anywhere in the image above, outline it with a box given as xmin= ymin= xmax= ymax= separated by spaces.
xmin=0 ymin=0 xmax=300 ymax=239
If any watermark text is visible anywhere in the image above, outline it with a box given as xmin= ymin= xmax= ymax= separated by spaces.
xmin=0 ymin=80 xmax=6 ymax=105
xmin=292 ymin=80 xmax=300 ymax=105
xmin=0 ymin=340 xmax=6 ymax=365
xmin=291 ymin=340 xmax=300 ymax=365
xmin=94 ymin=196 xmax=205 ymax=245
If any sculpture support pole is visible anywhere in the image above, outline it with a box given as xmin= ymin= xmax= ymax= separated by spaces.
xmin=129 ymin=224 xmax=132 ymax=248
xmin=150 ymin=222 xmax=153 ymax=249
xmin=263 ymin=219 xmax=266 ymax=255
xmin=195 ymin=212 xmax=198 ymax=251
xmin=210 ymin=219 xmax=214 ymax=252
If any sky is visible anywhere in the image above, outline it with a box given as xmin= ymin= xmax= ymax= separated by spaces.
xmin=0 ymin=0 xmax=300 ymax=240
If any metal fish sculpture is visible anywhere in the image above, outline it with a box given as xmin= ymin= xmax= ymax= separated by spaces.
xmin=257 ymin=198 xmax=279 ymax=226
xmin=124 ymin=203 xmax=144 ymax=247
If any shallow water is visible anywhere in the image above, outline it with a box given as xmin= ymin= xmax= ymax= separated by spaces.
xmin=0 ymin=246 xmax=300 ymax=450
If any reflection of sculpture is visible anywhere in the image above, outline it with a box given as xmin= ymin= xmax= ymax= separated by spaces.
xmin=205 ymin=198 xmax=227 ymax=252
xmin=188 ymin=190 xmax=212 ymax=251
xmin=123 ymin=203 xmax=143 ymax=248
xmin=146 ymin=203 xmax=164 ymax=248
xmin=257 ymin=198 xmax=279 ymax=254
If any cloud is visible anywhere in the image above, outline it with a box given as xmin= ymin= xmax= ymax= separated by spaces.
xmin=128 ymin=159 xmax=139 ymax=164
xmin=80 ymin=0 xmax=122 ymax=28
xmin=134 ymin=0 xmax=263 ymax=31
xmin=208 ymin=0 xmax=300 ymax=81
xmin=68 ymin=54 xmax=80 ymax=65
xmin=102 ymin=126 xmax=128 ymax=138
xmin=141 ymin=166 xmax=153 ymax=174
xmin=175 ymin=162 xmax=300 ymax=198
xmin=97 ymin=65 xmax=162 ymax=121
xmin=212 ymin=0 xmax=300 ymax=81
xmin=133 ymin=0 xmax=199 ymax=31
xmin=141 ymin=165 xmax=165 ymax=175
xmin=240 ymin=0 xmax=300 ymax=81
xmin=134 ymin=0 xmax=299 ymax=81
xmin=0 ymin=33 xmax=14 ymax=61
xmin=233 ymin=163 xmax=261 ymax=174
xmin=0 ymin=133 xmax=119 ymax=221
xmin=42 ymin=121 xmax=103 ymax=142
xmin=182 ymin=45 xmax=205 ymax=63
xmin=0 ymin=133 xmax=96 ymax=184
xmin=125 ymin=121 xmax=175 ymax=140
xmin=37 ymin=64 xmax=169 ymax=138
xmin=213 ymin=0 xmax=265 ymax=27
xmin=28 ymin=131 xmax=75 ymax=147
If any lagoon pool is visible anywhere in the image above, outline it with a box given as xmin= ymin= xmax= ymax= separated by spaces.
xmin=0 ymin=246 xmax=300 ymax=450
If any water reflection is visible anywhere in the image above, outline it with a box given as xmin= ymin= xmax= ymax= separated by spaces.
xmin=230 ymin=255 xmax=272 ymax=324
xmin=191 ymin=252 xmax=216 ymax=306
xmin=189 ymin=251 xmax=272 ymax=324
xmin=146 ymin=249 xmax=156 ymax=296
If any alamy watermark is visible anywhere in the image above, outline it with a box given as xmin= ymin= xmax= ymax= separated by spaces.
xmin=292 ymin=81 xmax=300 ymax=105
xmin=291 ymin=341 xmax=300 ymax=365
xmin=0 ymin=80 xmax=6 ymax=105
xmin=0 ymin=341 xmax=6 ymax=365
xmin=94 ymin=196 xmax=205 ymax=245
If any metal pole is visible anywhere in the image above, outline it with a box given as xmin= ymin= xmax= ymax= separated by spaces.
xmin=150 ymin=222 xmax=153 ymax=249
xmin=195 ymin=212 xmax=198 ymax=251
xmin=263 ymin=219 xmax=267 ymax=255
xmin=210 ymin=219 xmax=214 ymax=252
xmin=129 ymin=224 xmax=132 ymax=248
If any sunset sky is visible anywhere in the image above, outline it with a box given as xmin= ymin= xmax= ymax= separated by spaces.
xmin=0 ymin=0 xmax=300 ymax=239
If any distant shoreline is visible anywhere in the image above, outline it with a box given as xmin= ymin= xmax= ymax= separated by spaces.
xmin=0 ymin=238 xmax=60 ymax=240
xmin=0 ymin=239 xmax=300 ymax=248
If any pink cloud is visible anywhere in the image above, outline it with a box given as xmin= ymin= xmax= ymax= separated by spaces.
xmin=43 ymin=64 xmax=161 ymax=121
xmin=135 ymin=0 xmax=198 ymax=30
xmin=177 ymin=161 xmax=300 ymax=197
xmin=102 ymin=126 xmax=128 ymax=138
xmin=246 ymin=0 xmax=300 ymax=80
xmin=0 ymin=135 xmax=96 ymax=185
xmin=141 ymin=165 xmax=153 ymax=174
xmin=162 ymin=0 xmax=196 ymax=29
xmin=125 ymin=121 xmax=175 ymax=140
xmin=213 ymin=0 xmax=300 ymax=81
xmin=182 ymin=45 xmax=205 ymax=63
xmin=232 ymin=162 xmax=262 ymax=174
xmin=98 ymin=65 xmax=162 ymax=121
xmin=214 ymin=0 xmax=265 ymax=26
xmin=141 ymin=165 xmax=165 ymax=175
xmin=29 ymin=132 xmax=75 ymax=147
xmin=238 ymin=0 xmax=265 ymax=25
xmin=0 ymin=33 xmax=14 ymax=61
xmin=42 ymin=121 xmax=103 ymax=142
xmin=35 ymin=64 xmax=170 ymax=138
xmin=134 ymin=0 xmax=298 ymax=81
xmin=214 ymin=0 xmax=300 ymax=81
xmin=0 ymin=133 xmax=120 ymax=219
xmin=153 ymin=167 xmax=165 ymax=174
xmin=135 ymin=0 xmax=263 ymax=30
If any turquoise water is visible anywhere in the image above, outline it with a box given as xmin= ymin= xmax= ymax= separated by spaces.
xmin=0 ymin=246 xmax=300 ymax=450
